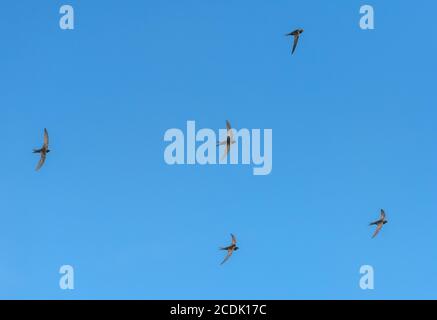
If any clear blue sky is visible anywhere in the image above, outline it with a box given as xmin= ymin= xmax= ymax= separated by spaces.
xmin=1 ymin=0 xmax=436 ymax=299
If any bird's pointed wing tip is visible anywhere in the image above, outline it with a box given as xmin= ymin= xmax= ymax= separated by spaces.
xmin=231 ymin=234 xmax=237 ymax=244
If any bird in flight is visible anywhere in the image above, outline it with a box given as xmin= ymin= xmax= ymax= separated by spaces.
xmin=33 ymin=128 xmax=50 ymax=171
xmin=369 ymin=209 xmax=388 ymax=238
xmin=220 ymin=234 xmax=239 ymax=265
xmin=286 ymin=29 xmax=304 ymax=55
xmin=217 ymin=120 xmax=236 ymax=160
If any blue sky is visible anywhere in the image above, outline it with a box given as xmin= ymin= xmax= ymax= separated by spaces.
xmin=0 ymin=0 xmax=436 ymax=299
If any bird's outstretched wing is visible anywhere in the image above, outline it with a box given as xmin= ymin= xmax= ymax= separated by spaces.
xmin=35 ymin=153 xmax=46 ymax=171
xmin=43 ymin=128 xmax=49 ymax=148
xmin=380 ymin=209 xmax=386 ymax=220
xmin=217 ymin=140 xmax=227 ymax=146
xmin=220 ymin=249 xmax=233 ymax=265
xmin=292 ymin=34 xmax=300 ymax=54
xmin=226 ymin=120 xmax=232 ymax=131
xmin=221 ymin=142 xmax=230 ymax=160
xmin=372 ymin=223 xmax=383 ymax=238
xmin=226 ymin=120 xmax=234 ymax=141
xmin=231 ymin=234 xmax=237 ymax=245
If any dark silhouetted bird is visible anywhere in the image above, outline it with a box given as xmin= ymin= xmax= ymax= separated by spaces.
xmin=220 ymin=234 xmax=239 ymax=265
xmin=33 ymin=128 xmax=50 ymax=171
xmin=369 ymin=209 xmax=388 ymax=238
xmin=217 ymin=120 xmax=235 ymax=160
xmin=286 ymin=29 xmax=304 ymax=55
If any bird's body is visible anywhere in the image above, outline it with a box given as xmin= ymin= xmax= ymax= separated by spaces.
xmin=33 ymin=128 xmax=50 ymax=171
xmin=220 ymin=234 xmax=239 ymax=265
xmin=370 ymin=209 xmax=388 ymax=238
xmin=217 ymin=120 xmax=236 ymax=160
xmin=369 ymin=220 xmax=388 ymax=226
xmin=286 ymin=29 xmax=304 ymax=55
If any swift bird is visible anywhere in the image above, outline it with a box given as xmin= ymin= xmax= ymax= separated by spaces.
xmin=220 ymin=234 xmax=239 ymax=265
xmin=33 ymin=128 xmax=50 ymax=171
xmin=369 ymin=209 xmax=388 ymax=238
xmin=217 ymin=120 xmax=236 ymax=160
xmin=286 ymin=29 xmax=304 ymax=55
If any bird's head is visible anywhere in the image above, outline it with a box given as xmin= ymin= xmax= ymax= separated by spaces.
xmin=234 ymin=246 xmax=239 ymax=251
xmin=383 ymin=220 xmax=388 ymax=224
xmin=299 ymin=29 xmax=304 ymax=34
xmin=47 ymin=149 xmax=51 ymax=153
